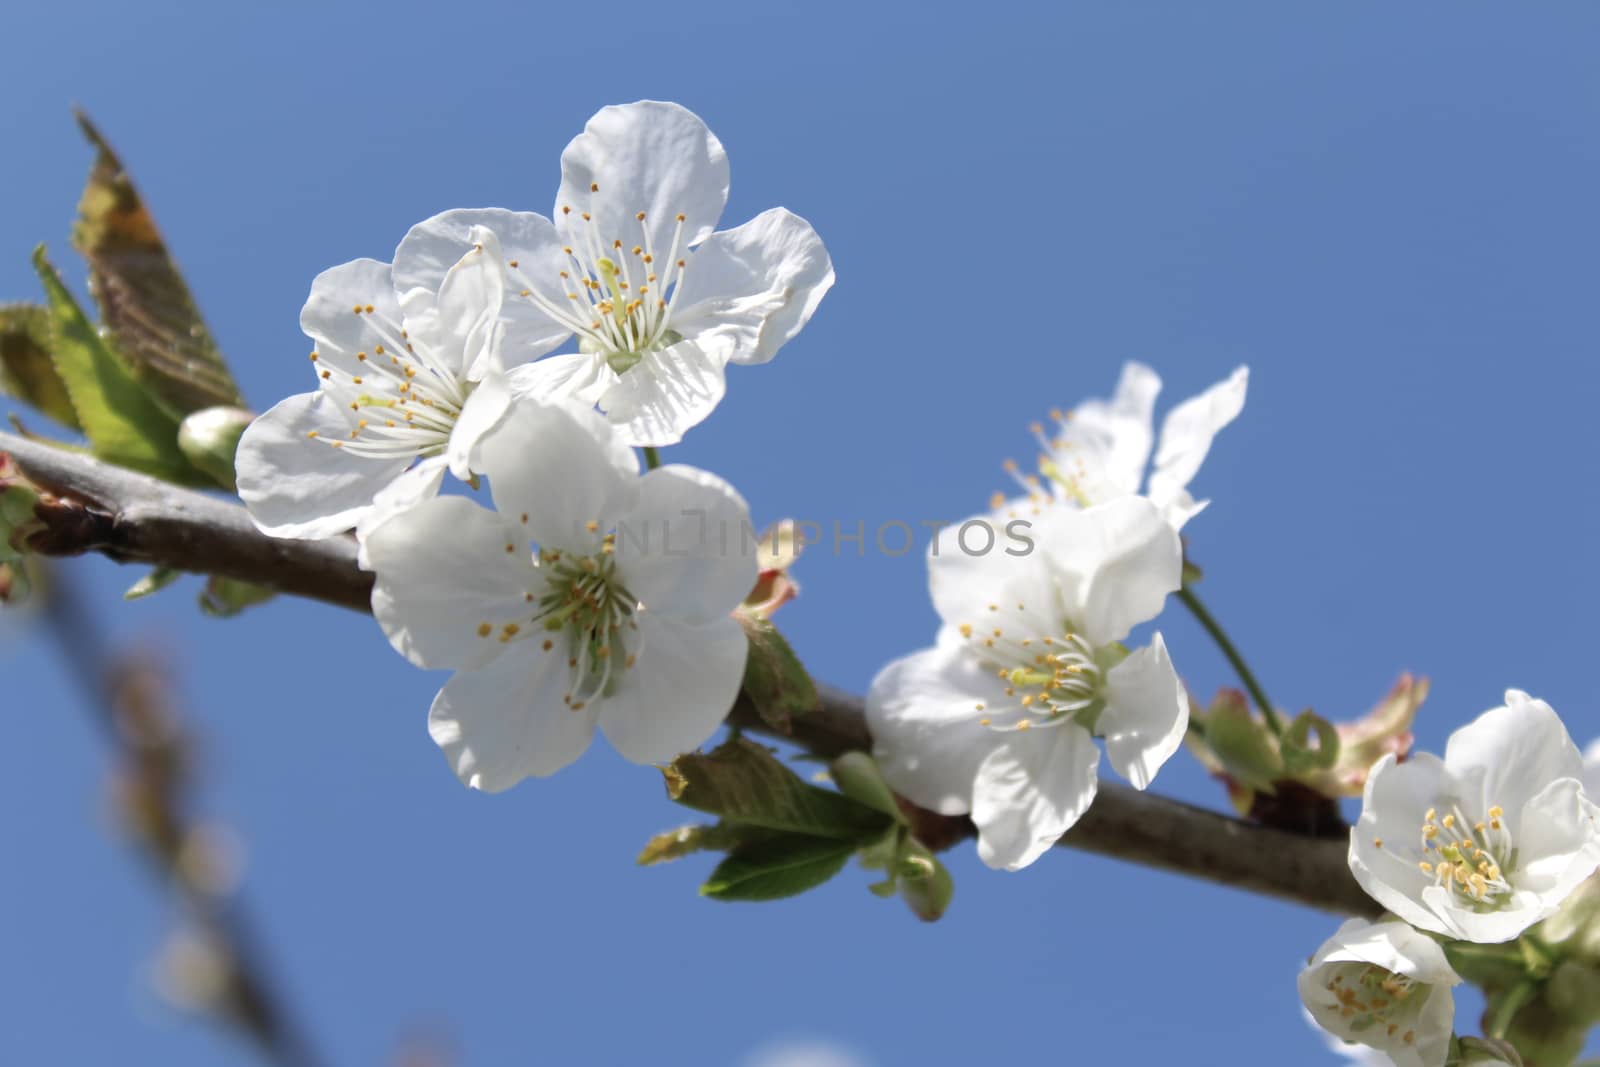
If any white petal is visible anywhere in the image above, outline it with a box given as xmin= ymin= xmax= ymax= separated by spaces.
xmin=1158 ymin=489 xmax=1209 ymax=531
xmin=598 ymin=337 xmax=730 ymax=447
xmin=1146 ymin=365 xmax=1248 ymax=512
xmin=926 ymin=504 xmax=1064 ymax=633
xmin=1100 ymin=633 xmax=1188 ymax=789
xmin=614 ymin=465 xmax=756 ymax=625
xmin=428 ymin=226 xmax=506 ymax=380
xmin=446 ymin=372 xmax=513 ymax=481
xmin=364 ymin=495 xmax=539 ymax=671
xmin=502 ymin=352 xmax=613 ymax=410
xmin=1512 ymin=778 xmax=1600 ymax=908
xmin=428 ymin=650 xmax=598 ymax=790
xmin=1349 ymin=753 xmax=1455 ymax=937
xmin=474 ymin=399 xmax=638 ymax=551
xmin=865 ymin=632 xmax=1005 ymax=816
xmin=596 ymin=612 xmax=746 ymax=764
xmin=392 ymin=207 xmax=573 ymax=360
xmin=670 ymin=208 xmax=834 ymax=366
xmin=354 ymin=455 xmax=448 ymax=568
xmin=971 ymin=725 xmax=1100 ymax=871
xmin=1307 ymin=918 xmax=1461 ymax=985
xmin=1445 ymin=691 xmax=1585 ymax=813
xmin=236 ymin=391 xmax=409 ymax=539
xmin=1585 ymin=737 xmax=1600 ymax=798
xmin=1048 ymin=361 xmax=1161 ymax=504
xmin=1045 ymin=495 xmax=1182 ymax=646
xmin=555 ymin=101 xmax=729 ymax=256
xmin=299 ymin=259 xmax=406 ymax=377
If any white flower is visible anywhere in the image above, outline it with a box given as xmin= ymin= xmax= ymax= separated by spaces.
xmin=237 ymin=223 xmax=517 ymax=543
xmin=1350 ymin=690 xmax=1600 ymax=943
xmin=362 ymin=398 xmax=756 ymax=788
xmin=392 ymin=100 xmax=834 ymax=447
xmin=1006 ymin=361 xmax=1248 ymax=530
xmin=1584 ymin=736 xmax=1600 ymax=797
xmin=1299 ymin=919 xmax=1461 ymax=1067
xmin=866 ymin=496 xmax=1187 ymax=871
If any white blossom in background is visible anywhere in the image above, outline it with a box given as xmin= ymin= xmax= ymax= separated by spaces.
xmin=1584 ymin=737 xmax=1600 ymax=797
xmin=1350 ymin=690 xmax=1600 ymax=943
xmin=1299 ymin=919 xmax=1460 ymax=1067
xmin=362 ymin=398 xmax=756 ymax=788
xmin=393 ymin=100 xmax=834 ymax=447
xmin=237 ymin=224 xmax=518 ymax=544
xmin=866 ymin=496 xmax=1187 ymax=871
xmin=1002 ymin=361 xmax=1248 ymax=530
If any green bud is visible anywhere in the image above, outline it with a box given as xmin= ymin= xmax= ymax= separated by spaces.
xmin=177 ymin=407 xmax=253 ymax=491
xmin=830 ymin=752 xmax=903 ymax=821
xmin=1203 ymin=690 xmax=1283 ymax=794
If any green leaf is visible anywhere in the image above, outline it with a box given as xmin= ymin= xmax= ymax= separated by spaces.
xmin=737 ymin=614 xmax=820 ymax=735
xmin=663 ymin=738 xmax=892 ymax=842
xmin=124 ymin=566 xmax=181 ymax=601
xmin=32 ymin=246 xmax=204 ymax=485
xmin=72 ymin=112 xmax=243 ymax=417
xmin=198 ymin=576 xmax=275 ymax=617
xmin=0 ymin=304 xmax=80 ymax=430
xmin=700 ymin=835 xmax=855 ymax=902
xmin=636 ymin=822 xmax=760 ymax=866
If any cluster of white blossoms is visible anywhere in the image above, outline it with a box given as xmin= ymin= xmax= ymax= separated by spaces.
xmin=232 ymin=98 xmax=1600 ymax=1064
xmin=237 ymin=100 xmax=830 ymax=784
xmin=1302 ymin=693 xmax=1600 ymax=1065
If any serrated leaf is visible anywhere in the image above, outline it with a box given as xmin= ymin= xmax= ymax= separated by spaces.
xmin=636 ymin=822 xmax=759 ymax=866
xmin=0 ymin=304 xmax=79 ymax=430
xmin=72 ymin=112 xmax=243 ymax=417
xmin=32 ymin=247 xmax=205 ymax=485
xmin=198 ymin=576 xmax=274 ymax=617
xmin=664 ymin=738 xmax=892 ymax=842
xmin=124 ymin=566 xmax=180 ymax=601
xmin=738 ymin=614 xmax=819 ymax=735
xmin=700 ymin=835 xmax=854 ymax=902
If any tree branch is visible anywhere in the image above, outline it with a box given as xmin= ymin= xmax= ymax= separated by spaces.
xmin=5 ymin=431 xmax=1380 ymax=919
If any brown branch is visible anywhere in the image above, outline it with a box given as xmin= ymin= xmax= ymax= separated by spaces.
xmin=6 ymin=431 xmax=1380 ymax=919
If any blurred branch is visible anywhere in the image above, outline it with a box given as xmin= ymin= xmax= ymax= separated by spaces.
xmin=7 ymin=430 xmax=1380 ymax=919
xmin=39 ymin=562 xmax=324 ymax=1067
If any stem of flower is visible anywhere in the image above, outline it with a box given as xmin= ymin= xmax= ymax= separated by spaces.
xmin=1176 ymin=585 xmax=1285 ymax=736
xmin=1486 ymin=977 xmax=1539 ymax=1040
xmin=643 ymin=446 xmax=661 ymax=471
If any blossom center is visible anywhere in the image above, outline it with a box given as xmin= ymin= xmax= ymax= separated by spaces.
xmin=1413 ymin=803 xmax=1514 ymax=908
xmin=956 ymin=606 xmax=1105 ymax=733
xmin=527 ymin=538 xmax=641 ymax=710
xmin=509 ymin=191 xmax=693 ymax=373
xmin=1320 ymin=963 xmax=1424 ymax=1047
xmin=306 ymin=306 xmax=468 ymax=459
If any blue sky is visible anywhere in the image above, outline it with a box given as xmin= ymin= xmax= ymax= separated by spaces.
xmin=3 ymin=2 xmax=1599 ymax=1064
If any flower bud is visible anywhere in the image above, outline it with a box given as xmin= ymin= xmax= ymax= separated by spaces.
xmin=177 ymin=406 xmax=253 ymax=491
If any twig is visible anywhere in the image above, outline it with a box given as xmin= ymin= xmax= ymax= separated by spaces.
xmin=38 ymin=561 xmax=324 ymax=1067
xmin=6 ymin=430 xmax=1380 ymax=919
